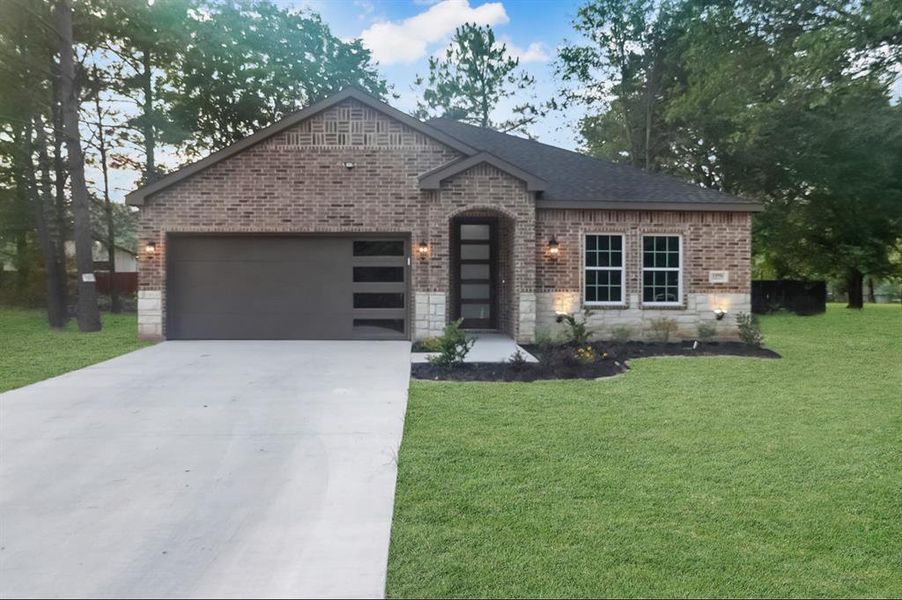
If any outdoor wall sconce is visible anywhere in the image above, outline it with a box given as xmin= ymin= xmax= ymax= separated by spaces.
xmin=548 ymin=236 xmax=560 ymax=257
xmin=145 ymin=241 xmax=156 ymax=254
xmin=418 ymin=242 xmax=430 ymax=258
xmin=343 ymin=161 xmax=355 ymax=170
xmin=713 ymin=308 xmax=726 ymax=320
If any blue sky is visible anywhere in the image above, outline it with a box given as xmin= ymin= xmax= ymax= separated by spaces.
xmin=303 ymin=0 xmax=588 ymax=149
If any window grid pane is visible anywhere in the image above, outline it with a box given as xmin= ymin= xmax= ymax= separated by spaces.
xmin=584 ymin=235 xmax=624 ymax=304
xmin=642 ymin=236 xmax=680 ymax=303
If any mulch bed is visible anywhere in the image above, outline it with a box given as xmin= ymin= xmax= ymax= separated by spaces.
xmin=411 ymin=340 xmax=780 ymax=382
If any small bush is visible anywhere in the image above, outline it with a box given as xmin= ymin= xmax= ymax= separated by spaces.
xmin=697 ymin=321 xmax=717 ymax=340
xmin=413 ymin=337 xmax=442 ymax=352
xmin=428 ymin=319 xmax=475 ymax=368
xmin=555 ymin=309 xmax=594 ymax=345
xmin=507 ymin=349 xmax=529 ymax=370
xmin=736 ymin=312 xmax=764 ymax=347
xmin=534 ymin=328 xmax=558 ymax=351
xmin=648 ymin=317 xmax=678 ymax=342
xmin=610 ymin=324 xmax=634 ymax=343
xmin=574 ymin=345 xmax=596 ymax=363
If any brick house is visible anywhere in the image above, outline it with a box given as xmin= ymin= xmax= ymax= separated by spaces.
xmin=126 ymin=88 xmax=761 ymax=342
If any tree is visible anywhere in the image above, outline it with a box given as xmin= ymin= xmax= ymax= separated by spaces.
xmin=557 ymin=0 xmax=685 ymax=168
xmin=85 ymin=65 xmax=121 ymax=312
xmin=560 ymin=0 xmax=902 ymax=308
xmin=94 ymin=0 xmax=193 ymax=183
xmin=56 ymin=0 xmax=101 ymax=331
xmin=414 ymin=23 xmax=547 ymax=133
xmin=165 ymin=0 xmax=387 ymax=156
xmin=0 ymin=0 xmax=69 ymax=325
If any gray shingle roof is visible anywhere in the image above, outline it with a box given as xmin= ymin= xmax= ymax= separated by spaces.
xmin=426 ymin=117 xmax=761 ymax=211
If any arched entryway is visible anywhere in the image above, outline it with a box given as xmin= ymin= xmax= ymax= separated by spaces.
xmin=448 ymin=208 xmax=516 ymax=336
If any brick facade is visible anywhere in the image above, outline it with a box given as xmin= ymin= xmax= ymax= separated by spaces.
xmin=534 ymin=208 xmax=752 ymax=339
xmin=135 ymin=97 xmax=752 ymax=343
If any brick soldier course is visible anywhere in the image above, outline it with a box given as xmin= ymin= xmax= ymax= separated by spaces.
xmin=127 ymin=88 xmax=761 ymax=343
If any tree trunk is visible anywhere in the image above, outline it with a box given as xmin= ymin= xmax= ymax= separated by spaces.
xmin=141 ymin=47 xmax=156 ymax=182
xmin=50 ymin=50 xmax=69 ymax=312
xmin=866 ymin=277 xmax=876 ymax=304
xmin=56 ymin=0 xmax=101 ymax=332
xmin=644 ymin=62 xmax=655 ymax=170
xmin=93 ymin=85 xmax=120 ymax=313
xmin=846 ymin=268 xmax=864 ymax=309
xmin=33 ymin=115 xmax=69 ymax=328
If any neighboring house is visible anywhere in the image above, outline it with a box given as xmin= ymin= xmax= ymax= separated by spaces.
xmin=64 ymin=240 xmax=138 ymax=273
xmin=126 ymin=88 xmax=761 ymax=341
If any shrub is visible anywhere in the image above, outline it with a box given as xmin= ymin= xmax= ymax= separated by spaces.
xmin=555 ymin=309 xmax=594 ymax=345
xmin=697 ymin=321 xmax=717 ymax=340
xmin=534 ymin=328 xmax=558 ymax=351
xmin=507 ymin=349 xmax=529 ymax=370
xmin=648 ymin=317 xmax=678 ymax=342
xmin=428 ymin=319 xmax=475 ymax=368
xmin=414 ymin=336 xmax=442 ymax=352
xmin=735 ymin=312 xmax=764 ymax=347
xmin=609 ymin=324 xmax=633 ymax=343
xmin=574 ymin=345 xmax=596 ymax=363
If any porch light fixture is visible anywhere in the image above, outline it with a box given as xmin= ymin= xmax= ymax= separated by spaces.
xmin=418 ymin=242 xmax=429 ymax=258
xmin=713 ymin=308 xmax=726 ymax=320
xmin=343 ymin=161 xmax=355 ymax=170
xmin=548 ymin=236 xmax=560 ymax=257
xmin=145 ymin=241 xmax=156 ymax=254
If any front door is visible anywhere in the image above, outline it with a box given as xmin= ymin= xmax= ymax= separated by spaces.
xmin=455 ymin=220 xmax=496 ymax=329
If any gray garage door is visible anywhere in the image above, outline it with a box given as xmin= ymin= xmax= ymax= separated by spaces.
xmin=166 ymin=235 xmax=408 ymax=340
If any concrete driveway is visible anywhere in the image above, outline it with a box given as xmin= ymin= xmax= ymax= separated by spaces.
xmin=0 ymin=340 xmax=411 ymax=599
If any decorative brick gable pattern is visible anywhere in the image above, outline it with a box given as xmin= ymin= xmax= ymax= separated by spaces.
xmin=269 ymin=102 xmax=445 ymax=149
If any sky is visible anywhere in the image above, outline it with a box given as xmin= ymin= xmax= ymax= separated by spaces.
xmin=286 ymin=0 xmax=586 ymax=148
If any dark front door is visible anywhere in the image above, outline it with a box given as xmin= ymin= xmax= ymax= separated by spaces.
xmin=455 ymin=221 xmax=496 ymax=329
xmin=166 ymin=235 xmax=408 ymax=340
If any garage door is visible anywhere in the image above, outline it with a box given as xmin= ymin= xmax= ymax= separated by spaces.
xmin=166 ymin=236 xmax=408 ymax=340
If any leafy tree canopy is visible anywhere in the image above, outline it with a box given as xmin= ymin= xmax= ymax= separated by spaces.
xmin=414 ymin=23 xmax=549 ymax=134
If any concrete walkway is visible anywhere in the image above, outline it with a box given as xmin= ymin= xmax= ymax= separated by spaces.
xmin=411 ymin=332 xmax=538 ymax=363
xmin=0 ymin=340 xmax=412 ymax=599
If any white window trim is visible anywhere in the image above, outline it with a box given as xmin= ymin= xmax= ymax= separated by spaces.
xmin=583 ymin=233 xmax=627 ymax=306
xmin=640 ymin=234 xmax=683 ymax=307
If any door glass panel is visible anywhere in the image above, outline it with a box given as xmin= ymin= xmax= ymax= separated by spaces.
xmin=353 ymin=293 xmax=404 ymax=309
xmin=353 ymin=319 xmax=404 ymax=333
xmin=353 ymin=240 xmax=404 ymax=256
xmin=460 ymin=224 xmax=490 ymax=240
xmin=460 ymin=264 xmax=490 ymax=279
xmin=461 ymin=284 xmax=490 ymax=299
xmin=460 ymin=244 xmax=489 ymax=260
xmin=353 ymin=266 xmax=404 ymax=282
xmin=461 ymin=304 xmax=490 ymax=319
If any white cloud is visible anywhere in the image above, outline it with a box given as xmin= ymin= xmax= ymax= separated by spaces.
xmin=360 ymin=0 xmax=509 ymax=65
xmin=501 ymin=38 xmax=550 ymax=63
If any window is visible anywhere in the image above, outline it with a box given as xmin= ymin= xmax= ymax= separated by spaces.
xmin=353 ymin=266 xmax=404 ymax=283
xmin=642 ymin=235 xmax=681 ymax=304
xmin=353 ymin=240 xmax=404 ymax=256
xmin=353 ymin=293 xmax=404 ymax=309
xmin=584 ymin=234 xmax=624 ymax=304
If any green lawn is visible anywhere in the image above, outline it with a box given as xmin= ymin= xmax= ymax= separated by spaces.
xmin=0 ymin=308 xmax=151 ymax=393
xmin=387 ymin=305 xmax=902 ymax=598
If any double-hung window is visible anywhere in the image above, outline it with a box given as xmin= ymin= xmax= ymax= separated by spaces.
xmin=584 ymin=234 xmax=625 ymax=304
xmin=642 ymin=235 xmax=681 ymax=305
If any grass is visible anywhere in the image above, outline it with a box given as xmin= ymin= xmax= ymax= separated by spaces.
xmin=0 ymin=307 xmax=151 ymax=393
xmin=387 ymin=305 xmax=902 ymax=598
